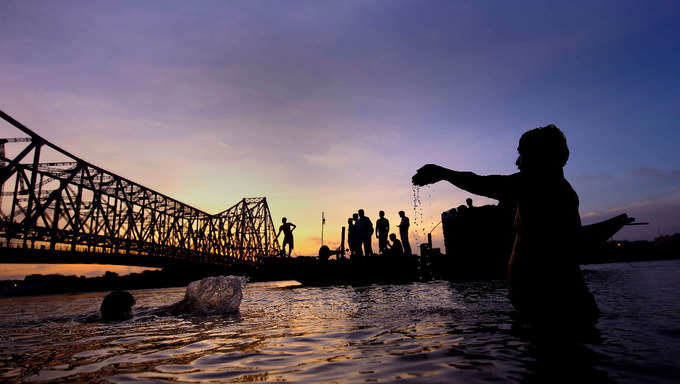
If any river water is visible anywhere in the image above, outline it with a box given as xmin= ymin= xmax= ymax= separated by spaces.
xmin=1 ymin=260 xmax=679 ymax=383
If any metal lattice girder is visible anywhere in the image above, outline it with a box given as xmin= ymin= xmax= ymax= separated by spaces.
xmin=0 ymin=110 xmax=280 ymax=265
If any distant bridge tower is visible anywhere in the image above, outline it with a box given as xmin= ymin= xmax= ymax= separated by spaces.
xmin=0 ymin=110 xmax=280 ymax=265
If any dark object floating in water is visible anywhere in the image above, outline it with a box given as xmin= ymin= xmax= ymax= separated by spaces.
xmin=100 ymin=290 xmax=135 ymax=321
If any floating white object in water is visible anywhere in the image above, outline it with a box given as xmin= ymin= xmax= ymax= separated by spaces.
xmin=171 ymin=275 xmax=246 ymax=315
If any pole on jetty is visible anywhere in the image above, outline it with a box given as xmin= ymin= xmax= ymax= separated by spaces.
xmin=321 ymin=211 xmax=325 ymax=246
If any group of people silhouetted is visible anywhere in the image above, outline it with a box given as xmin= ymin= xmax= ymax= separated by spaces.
xmin=347 ymin=209 xmax=412 ymax=258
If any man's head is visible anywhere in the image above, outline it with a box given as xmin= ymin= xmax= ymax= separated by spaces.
xmin=101 ymin=290 xmax=135 ymax=322
xmin=282 ymin=217 xmax=287 ymax=223
xmin=353 ymin=213 xmax=359 ymax=220
xmin=358 ymin=209 xmax=365 ymax=217
xmin=466 ymin=198 xmax=473 ymax=208
xmin=379 ymin=210 xmax=385 ymax=218
xmin=398 ymin=210 xmax=405 ymax=217
xmin=389 ymin=233 xmax=397 ymax=241
xmin=348 ymin=217 xmax=353 ymax=224
xmin=516 ymin=124 xmax=569 ymax=172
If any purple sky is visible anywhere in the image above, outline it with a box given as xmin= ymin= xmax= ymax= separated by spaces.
xmin=1 ymin=1 xmax=679 ymax=255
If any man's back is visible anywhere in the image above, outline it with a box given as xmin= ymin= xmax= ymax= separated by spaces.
xmin=391 ymin=239 xmax=403 ymax=257
xmin=357 ymin=216 xmax=372 ymax=235
xmin=399 ymin=216 xmax=409 ymax=231
xmin=508 ymin=173 xmax=596 ymax=320
xmin=348 ymin=222 xmax=356 ymax=236
xmin=376 ymin=217 xmax=389 ymax=235
xmin=512 ymin=174 xmax=580 ymax=263
xmin=280 ymin=223 xmax=294 ymax=237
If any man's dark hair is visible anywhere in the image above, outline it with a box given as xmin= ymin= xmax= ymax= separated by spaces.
xmin=398 ymin=210 xmax=405 ymax=216
xmin=379 ymin=210 xmax=385 ymax=216
xmin=101 ymin=290 xmax=135 ymax=321
xmin=358 ymin=209 xmax=364 ymax=216
xmin=518 ymin=124 xmax=569 ymax=169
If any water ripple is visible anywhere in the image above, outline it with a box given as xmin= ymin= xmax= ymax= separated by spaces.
xmin=1 ymin=262 xmax=680 ymax=383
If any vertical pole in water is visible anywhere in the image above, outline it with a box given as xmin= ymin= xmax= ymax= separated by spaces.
xmin=428 ymin=233 xmax=432 ymax=249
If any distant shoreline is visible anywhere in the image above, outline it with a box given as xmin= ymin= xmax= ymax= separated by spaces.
xmin=2 ymin=249 xmax=678 ymax=297
xmin=0 ymin=264 xmax=240 ymax=298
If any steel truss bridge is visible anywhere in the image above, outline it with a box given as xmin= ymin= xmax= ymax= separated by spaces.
xmin=0 ymin=110 xmax=280 ymax=266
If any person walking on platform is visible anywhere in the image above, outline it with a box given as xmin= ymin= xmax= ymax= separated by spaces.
xmin=356 ymin=209 xmax=374 ymax=256
xmin=276 ymin=217 xmax=296 ymax=257
xmin=398 ymin=211 xmax=412 ymax=255
xmin=376 ymin=210 xmax=389 ymax=254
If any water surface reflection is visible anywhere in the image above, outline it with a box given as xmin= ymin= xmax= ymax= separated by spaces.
xmin=1 ymin=261 xmax=679 ymax=383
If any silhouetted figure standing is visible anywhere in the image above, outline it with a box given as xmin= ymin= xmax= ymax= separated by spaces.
xmin=388 ymin=233 xmax=403 ymax=257
xmin=276 ymin=217 xmax=296 ymax=257
xmin=356 ymin=209 xmax=374 ymax=256
xmin=347 ymin=217 xmax=358 ymax=258
xmin=398 ymin=211 xmax=411 ymax=255
xmin=412 ymin=124 xmax=599 ymax=325
xmin=376 ymin=210 xmax=389 ymax=254
xmin=351 ymin=213 xmax=362 ymax=257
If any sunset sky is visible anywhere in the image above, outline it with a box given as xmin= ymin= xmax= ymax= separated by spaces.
xmin=1 ymin=0 xmax=679 ymax=266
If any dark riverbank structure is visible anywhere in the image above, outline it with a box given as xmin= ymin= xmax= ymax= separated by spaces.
xmin=0 ymin=110 xmax=280 ymax=267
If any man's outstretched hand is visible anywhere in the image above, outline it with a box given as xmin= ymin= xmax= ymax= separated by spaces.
xmin=412 ymin=164 xmax=448 ymax=186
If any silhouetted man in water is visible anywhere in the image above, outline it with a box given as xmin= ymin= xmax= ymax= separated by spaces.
xmin=100 ymin=290 xmax=135 ymax=321
xmin=412 ymin=124 xmax=598 ymax=325
xmin=356 ymin=209 xmax=374 ymax=256
xmin=376 ymin=210 xmax=389 ymax=254
xmin=398 ymin=211 xmax=412 ymax=255
xmin=276 ymin=217 xmax=296 ymax=257
xmin=388 ymin=233 xmax=403 ymax=257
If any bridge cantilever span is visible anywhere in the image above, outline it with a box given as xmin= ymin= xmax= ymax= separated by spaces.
xmin=0 ymin=110 xmax=280 ymax=266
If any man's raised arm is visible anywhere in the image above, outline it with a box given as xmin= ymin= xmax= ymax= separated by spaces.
xmin=412 ymin=164 xmax=514 ymax=201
